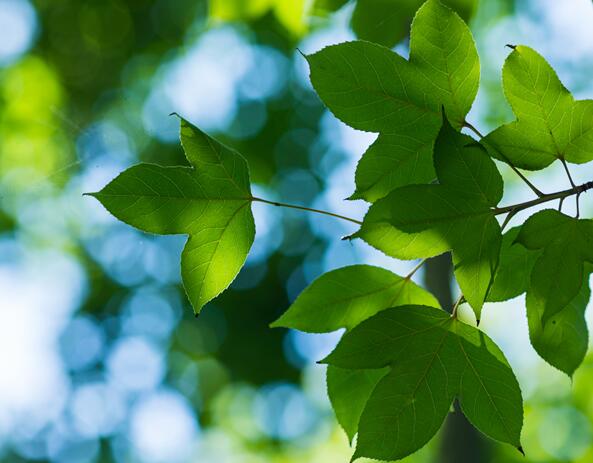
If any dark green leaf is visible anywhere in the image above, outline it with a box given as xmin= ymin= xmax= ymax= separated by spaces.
xmin=323 ymin=305 xmax=523 ymax=461
xmin=517 ymin=209 xmax=593 ymax=323
xmin=89 ymin=119 xmax=255 ymax=314
xmin=484 ymin=45 xmax=593 ymax=170
xmin=527 ymin=270 xmax=591 ymax=377
xmin=487 ymin=227 xmax=540 ymax=302
xmin=326 ymin=366 xmax=388 ymax=442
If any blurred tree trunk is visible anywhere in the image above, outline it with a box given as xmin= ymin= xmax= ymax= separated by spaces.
xmin=423 ymin=254 xmax=491 ymax=463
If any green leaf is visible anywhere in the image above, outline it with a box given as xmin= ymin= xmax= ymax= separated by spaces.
xmin=307 ymin=0 xmax=480 ymax=201
xmin=323 ymin=305 xmax=523 ymax=461
xmin=484 ymin=45 xmax=593 ymax=170
xmin=487 ymin=227 xmax=540 ymax=302
xmin=326 ymin=366 xmax=389 ymax=443
xmin=355 ymin=118 xmax=503 ymax=317
xmin=272 ymin=264 xmax=439 ymax=440
xmin=351 ymin=129 xmax=437 ymax=203
xmin=271 ymin=264 xmax=439 ymax=332
xmin=517 ymin=209 xmax=593 ymax=323
xmin=527 ymin=271 xmax=591 ymax=377
xmin=89 ymin=119 xmax=255 ymax=314
xmin=351 ymin=0 xmax=477 ymax=49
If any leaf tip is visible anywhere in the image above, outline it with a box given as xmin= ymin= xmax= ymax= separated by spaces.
xmin=194 ymin=312 xmax=200 ymax=319
xmin=296 ymin=47 xmax=308 ymax=60
xmin=317 ymin=354 xmax=331 ymax=365
xmin=169 ymin=112 xmax=181 ymax=118
xmin=346 ymin=191 xmax=363 ymax=201
xmin=269 ymin=317 xmax=285 ymax=329
xmin=506 ymin=44 xmax=517 ymax=50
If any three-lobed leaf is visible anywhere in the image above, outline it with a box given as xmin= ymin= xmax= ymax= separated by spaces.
xmin=307 ymin=0 xmax=480 ymax=202
xmin=89 ymin=119 xmax=255 ymax=314
xmin=355 ymin=117 xmax=503 ymax=318
xmin=272 ymin=264 xmax=439 ymax=440
xmin=323 ymin=305 xmax=523 ymax=461
xmin=484 ymin=45 xmax=593 ymax=170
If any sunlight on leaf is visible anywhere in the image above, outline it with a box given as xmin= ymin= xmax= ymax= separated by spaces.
xmin=89 ymin=119 xmax=255 ymax=314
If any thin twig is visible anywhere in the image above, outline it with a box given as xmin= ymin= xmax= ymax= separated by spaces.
xmin=462 ymin=120 xmax=484 ymax=139
xmin=493 ymin=180 xmax=593 ymax=216
xmin=562 ymin=158 xmax=583 ymax=216
xmin=451 ymin=294 xmax=465 ymax=319
xmin=500 ymin=209 xmax=518 ymax=231
xmin=463 ymin=120 xmax=545 ymax=198
xmin=405 ymin=259 xmax=427 ymax=280
xmin=560 ymin=158 xmax=577 ymax=188
xmin=251 ymin=197 xmax=362 ymax=225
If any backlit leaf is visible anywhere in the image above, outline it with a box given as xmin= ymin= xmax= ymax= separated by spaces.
xmin=484 ymin=46 xmax=593 ymax=170
xmin=307 ymin=0 xmax=480 ymax=201
xmin=323 ymin=305 xmax=523 ymax=461
xmin=271 ymin=264 xmax=439 ymax=332
xmin=89 ymin=119 xmax=255 ymax=314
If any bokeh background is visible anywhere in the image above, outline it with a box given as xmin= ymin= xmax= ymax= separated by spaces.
xmin=2 ymin=0 xmax=593 ymax=462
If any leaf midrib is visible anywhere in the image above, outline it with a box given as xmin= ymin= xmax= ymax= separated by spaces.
xmin=93 ymin=192 xmax=251 ymax=202
xmin=457 ymin=336 xmax=516 ymax=444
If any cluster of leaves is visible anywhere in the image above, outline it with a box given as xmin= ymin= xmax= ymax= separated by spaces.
xmin=89 ymin=0 xmax=593 ymax=460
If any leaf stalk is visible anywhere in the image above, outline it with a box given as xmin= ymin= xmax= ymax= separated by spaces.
xmin=405 ymin=258 xmax=427 ymax=280
xmin=251 ymin=197 xmax=363 ymax=225
xmin=463 ymin=120 xmax=545 ymax=198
